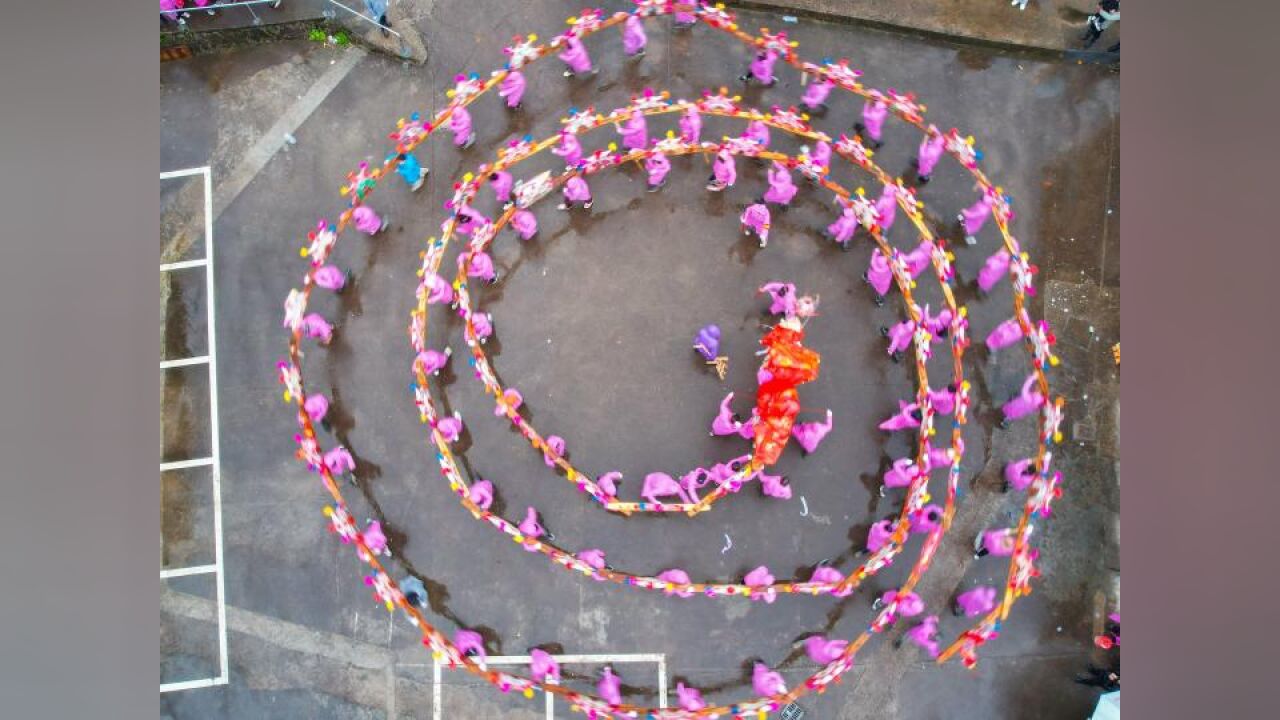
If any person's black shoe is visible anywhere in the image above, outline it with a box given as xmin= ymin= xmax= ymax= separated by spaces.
xmin=880 ymin=326 xmax=890 ymax=337
xmin=874 ymin=296 xmax=885 ymax=307
xmin=854 ymin=122 xmax=865 ymax=134
xmin=918 ymin=175 xmax=930 ymax=185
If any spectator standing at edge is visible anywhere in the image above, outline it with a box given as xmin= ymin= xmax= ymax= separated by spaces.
xmin=364 ymin=0 xmax=390 ymax=38
xmin=1082 ymin=1 xmax=1120 ymax=49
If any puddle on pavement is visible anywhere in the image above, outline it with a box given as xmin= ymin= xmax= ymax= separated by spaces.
xmin=161 ymin=364 xmax=213 ymax=464
xmin=162 ymin=465 xmax=216 ymax=570
xmin=162 ymin=265 xmax=209 ymax=362
xmin=160 ymin=176 xmax=207 ymax=264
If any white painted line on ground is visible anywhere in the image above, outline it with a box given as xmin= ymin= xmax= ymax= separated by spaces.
xmin=161 ymin=564 xmax=219 ymax=579
xmin=160 ymin=676 xmax=228 ymax=693
xmin=432 ymin=654 xmax=667 ymax=720
xmin=203 ymin=164 xmax=229 ymax=685
xmin=161 ymin=258 xmax=209 ymax=272
xmin=160 ymin=167 xmax=209 ymax=181
xmin=657 ymin=656 xmax=668 ymax=709
xmin=161 ymin=355 xmax=210 ymax=369
xmin=159 ymin=167 xmax=228 ymax=693
xmin=161 ymin=457 xmax=214 ymax=471
xmin=432 ymin=658 xmax=442 ymax=718
xmin=485 ymin=654 xmax=668 ymax=664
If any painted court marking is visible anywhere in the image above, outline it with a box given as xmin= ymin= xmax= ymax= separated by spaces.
xmin=160 ymin=166 xmax=228 ymax=693
xmin=430 ymin=653 xmax=668 ymax=719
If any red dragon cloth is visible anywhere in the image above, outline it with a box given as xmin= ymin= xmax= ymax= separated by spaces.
xmin=752 ymin=321 xmax=821 ymax=467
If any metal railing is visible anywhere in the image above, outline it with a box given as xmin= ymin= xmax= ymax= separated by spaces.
xmin=160 ymin=0 xmax=398 ymax=37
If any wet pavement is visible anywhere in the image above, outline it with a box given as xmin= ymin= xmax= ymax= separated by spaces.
xmin=161 ymin=2 xmax=1118 ymax=718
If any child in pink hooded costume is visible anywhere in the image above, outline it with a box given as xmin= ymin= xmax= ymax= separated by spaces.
xmin=827 ymin=199 xmax=858 ymax=247
xmin=792 ymin=410 xmax=834 ymax=454
xmin=707 ymin=148 xmax=736 ymax=191
xmin=314 ymin=265 xmax=349 ymax=292
xmin=1000 ymin=373 xmax=1045 ymax=427
xmin=465 ymin=251 xmax=496 ymax=283
xmin=645 ymin=150 xmax=670 ymax=191
xmin=711 ymin=391 xmax=744 ymax=436
xmin=676 ymin=683 xmax=706 ymax=712
xmin=762 ymin=161 xmax=798 ymax=208
xmin=916 ymin=125 xmax=945 ymax=184
xmin=489 ymin=170 xmax=514 ymax=203
xmin=959 ymin=189 xmax=995 ymax=245
xmin=977 ymin=248 xmax=1011 ymax=293
xmin=744 ymin=566 xmax=777 ymax=603
xmin=361 ymin=520 xmax=388 ymax=556
xmin=759 ymin=281 xmax=798 ymax=315
xmin=302 ymin=313 xmax=334 ymax=344
xmin=810 ymin=566 xmax=852 ymax=597
xmin=954 ymin=586 xmax=998 ymax=617
xmin=741 ymin=202 xmax=771 ymax=248
xmin=909 ymin=504 xmax=943 ymax=533
xmin=866 ymin=518 xmax=895 ymax=553
xmin=617 ymin=112 xmax=648 ymax=151
xmin=903 ymin=239 xmax=934 ymax=280
xmin=499 ymin=69 xmax=525 ymax=110
xmin=518 ymin=507 xmax=551 ymax=544
xmin=304 ymin=393 xmax=330 ymax=427
xmin=752 ymin=662 xmax=787 ymax=696
xmin=324 ymin=446 xmax=356 ymax=481
xmin=864 ymin=250 xmax=893 ymax=305
xmin=468 ymin=480 xmax=493 ymax=510
xmin=454 ymin=629 xmax=488 ymax=666
xmin=805 ymin=635 xmax=849 ymax=664
xmin=974 ymin=527 xmax=1018 ymax=558
xmin=552 ymin=131 xmax=583 ymax=167
xmin=881 ymin=456 xmax=918 ymax=496
xmin=881 ymin=318 xmax=915 ymax=362
xmin=742 ymin=119 xmax=771 ymax=151
xmin=873 ymin=589 xmax=925 ymax=620
xmin=740 ymin=49 xmax=779 ymax=86
xmin=658 ymin=568 xmax=695 ymax=598
xmin=879 ymin=400 xmax=922 ymax=432
xmin=874 ymin=184 xmax=898 ymax=233
xmin=679 ymin=105 xmax=702 ymax=144
xmin=511 ymin=209 xmax=538 ymax=240
xmin=435 ymin=412 xmax=463 ymax=443
xmin=352 ymin=204 xmax=388 ymax=235
xmin=598 ymin=666 xmax=624 ymax=706
xmin=1004 ymin=457 xmax=1038 ymax=492
xmin=558 ymin=34 xmax=594 ymax=77
xmin=897 ymin=615 xmax=940 ymax=657
xmin=529 ymin=648 xmax=560 ymax=684
xmin=986 ymin=315 xmax=1026 ymax=352
xmin=558 ymin=175 xmax=593 ymax=211
xmin=622 ymin=14 xmax=647 ymax=57
xmin=801 ymin=77 xmax=834 ymax=112
xmin=448 ymin=105 xmax=475 ymax=149
xmin=542 ymin=435 xmax=566 ymax=467
xmin=855 ymin=98 xmax=888 ymax=149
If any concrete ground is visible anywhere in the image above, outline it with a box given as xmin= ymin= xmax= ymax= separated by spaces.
xmin=160 ymin=2 xmax=1119 ymax=718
